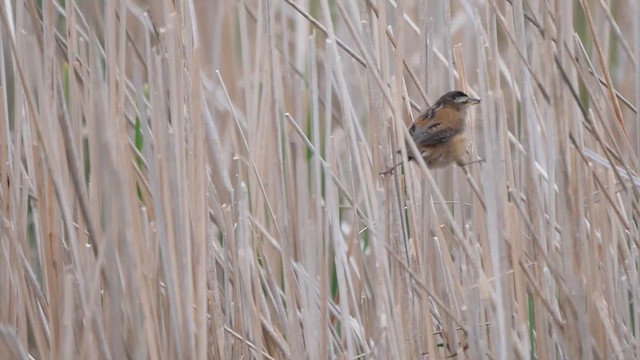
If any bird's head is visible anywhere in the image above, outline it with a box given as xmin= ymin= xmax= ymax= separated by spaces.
xmin=436 ymin=91 xmax=481 ymax=109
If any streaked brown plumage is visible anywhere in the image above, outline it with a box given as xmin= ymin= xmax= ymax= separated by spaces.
xmin=381 ymin=91 xmax=481 ymax=174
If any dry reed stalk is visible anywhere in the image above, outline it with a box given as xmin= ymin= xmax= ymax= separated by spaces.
xmin=1 ymin=0 xmax=640 ymax=359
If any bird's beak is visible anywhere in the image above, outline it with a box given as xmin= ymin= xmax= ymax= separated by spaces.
xmin=468 ymin=97 xmax=481 ymax=105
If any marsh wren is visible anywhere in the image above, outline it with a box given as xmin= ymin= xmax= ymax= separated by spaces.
xmin=381 ymin=91 xmax=481 ymax=175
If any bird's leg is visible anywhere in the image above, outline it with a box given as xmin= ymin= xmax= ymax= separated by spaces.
xmin=380 ymin=161 xmax=405 ymax=175
xmin=458 ymin=158 xmax=485 ymax=167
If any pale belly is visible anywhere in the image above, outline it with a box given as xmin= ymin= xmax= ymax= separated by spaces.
xmin=423 ymin=135 xmax=468 ymax=168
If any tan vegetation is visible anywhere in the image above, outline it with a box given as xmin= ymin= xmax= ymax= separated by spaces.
xmin=1 ymin=0 xmax=639 ymax=359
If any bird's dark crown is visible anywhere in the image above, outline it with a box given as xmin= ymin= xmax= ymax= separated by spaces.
xmin=432 ymin=90 xmax=481 ymax=110
xmin=437 ymin=91 xmax=471 ymax=103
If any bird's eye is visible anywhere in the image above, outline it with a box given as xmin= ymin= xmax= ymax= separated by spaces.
xmin=454 ymin=96 xmax=469 ymax=104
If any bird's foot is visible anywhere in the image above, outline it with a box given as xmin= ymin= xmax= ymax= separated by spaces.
xmin=459 ymin=158 xmax=485 ymax=167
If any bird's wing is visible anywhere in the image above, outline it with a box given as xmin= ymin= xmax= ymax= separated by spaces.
xmin=410 ymin=122 xmax=460 ymax=146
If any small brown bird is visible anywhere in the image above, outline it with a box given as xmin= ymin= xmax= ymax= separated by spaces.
xmin=381 ymin=90 xmax=481 ymax=174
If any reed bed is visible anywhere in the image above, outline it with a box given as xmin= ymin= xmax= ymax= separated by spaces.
xmin=1 ymin=0 xmax=639 ymax=359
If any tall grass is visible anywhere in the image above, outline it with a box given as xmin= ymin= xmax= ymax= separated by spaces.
xmin=1 ymin=0 xmax=639 ymax=359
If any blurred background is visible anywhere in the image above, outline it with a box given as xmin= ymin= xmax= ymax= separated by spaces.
xmin=1 ymin=0 xmax=639 ymax=359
